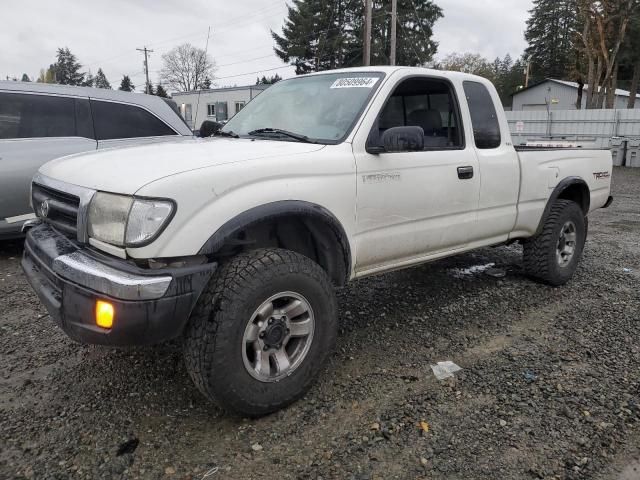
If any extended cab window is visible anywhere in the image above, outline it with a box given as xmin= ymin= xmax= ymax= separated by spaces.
xmin=463 ymin=81 xmax=501 ymax=149
xmin=91 ymin=100 xmax=176 ymax=140
xmin=372 ymin=77 xmax=464 ymax=150
xmin=0 ymin=92 xmax=90 ymax=139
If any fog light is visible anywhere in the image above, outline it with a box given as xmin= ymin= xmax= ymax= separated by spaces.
xmin=96 ymin=300 xmax=114 ymax=329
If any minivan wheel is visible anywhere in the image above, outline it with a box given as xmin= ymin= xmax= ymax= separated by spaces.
xmin=523 ymin=199 xmax=586 ymax=286
xmin=183 ymin=248 xmax=337 ymax=417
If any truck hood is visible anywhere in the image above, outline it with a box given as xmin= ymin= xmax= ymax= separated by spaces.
xmin=39 ymin=137 xmax=325 ymax=195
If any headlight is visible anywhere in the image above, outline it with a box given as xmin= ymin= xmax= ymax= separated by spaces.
xmin=88 ymin=192 xmax=174 ymax=247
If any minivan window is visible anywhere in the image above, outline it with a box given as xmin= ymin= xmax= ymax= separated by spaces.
xmin=91 ymin=100 xmax=176 ymax=140
xmin=463 ymin=81 xmax=501 ymax=149
xmin=0 ymin=92 xmax=78 ymax=139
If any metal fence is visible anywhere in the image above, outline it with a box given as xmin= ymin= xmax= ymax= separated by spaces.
xmin=505 ymin=109 xmax=640 ymax=167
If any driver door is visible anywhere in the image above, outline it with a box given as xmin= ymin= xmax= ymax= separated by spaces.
xmin=353 ymin=75 xmax=480 ymax=274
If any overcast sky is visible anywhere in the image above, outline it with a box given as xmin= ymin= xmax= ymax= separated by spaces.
xmin=1 ymin=0 xmax=532 ymax=91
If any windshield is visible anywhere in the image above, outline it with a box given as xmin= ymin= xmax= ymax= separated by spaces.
xmin=221 ymin=72 xmax=385 ymax=143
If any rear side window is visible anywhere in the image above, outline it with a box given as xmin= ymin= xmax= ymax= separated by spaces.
xmin=91 ymin=100 xmax=176 ymax=140
xmin=0 ymin=92 xmax=88 ymax=139
xmin=463 ymin=81 xmax=501 ymax=149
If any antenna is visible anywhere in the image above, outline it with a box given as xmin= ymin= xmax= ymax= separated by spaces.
xmin=193 ymin=26 xmax=212 ymax=132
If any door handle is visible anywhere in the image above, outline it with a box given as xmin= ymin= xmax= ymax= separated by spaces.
xmin=457 ymin=166 xmax=474 ymax=180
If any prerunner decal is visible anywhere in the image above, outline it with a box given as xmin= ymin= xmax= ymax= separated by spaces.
xmin=593 ymin=171 xmax=610 ymax=180
xmin=330 ymin=77 xmax=379 ymax=89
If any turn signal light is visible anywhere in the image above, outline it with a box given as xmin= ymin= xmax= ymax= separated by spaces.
xmin=95 ymin=300 xmax=114 ymax=329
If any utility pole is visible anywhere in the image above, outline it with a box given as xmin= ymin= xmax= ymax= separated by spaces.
xmin=363 ymin=0 xmax=372 ymax=66
xmin=390 ymin=0 xmax=397 ymax=66
xmin=136 ymin=46 xmax=154 ymax=94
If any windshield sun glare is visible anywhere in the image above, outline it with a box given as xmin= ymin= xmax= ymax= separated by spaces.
xmin=221 ymin=72 xmax=385 ymax=144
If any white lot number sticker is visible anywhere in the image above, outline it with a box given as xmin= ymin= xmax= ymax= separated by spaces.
xmin=330 ymin=77 xmax=379 ymax=89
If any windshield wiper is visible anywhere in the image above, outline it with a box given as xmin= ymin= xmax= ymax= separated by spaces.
xmin=215 ymin=130 xmax=239 ymax=138
xmin=247 ymin=128 xmax=317 ymax=143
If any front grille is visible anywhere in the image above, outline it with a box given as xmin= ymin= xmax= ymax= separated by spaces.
xmin=32 ymin=183 xmax=80 ymax=238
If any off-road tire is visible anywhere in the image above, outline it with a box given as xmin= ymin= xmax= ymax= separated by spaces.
xmin=523 ymin=199 xmax=586 ymax=286
xmin=183 ymin=248 xmax=338 ymax=417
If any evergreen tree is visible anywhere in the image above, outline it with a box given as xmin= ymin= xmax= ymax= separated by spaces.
xmin=21 ymin=73 xmax=30 ymax=82
xmin=94 ymin=68 xmax=111 ymax=89
xmin=118 ymin=75 xmax=135 ymax=92
xmin=618 ymin=9 xmax=640 ymax=107
xmin=145 ymin=81 xmax=155 ymax=95
xmin=52 ymin=47 xmax=85 ymax=85
xmin=82 ymin=71 xmax=95 ymax=87
xmin=524 ymin=0 xmax=579 ymax=82
xmin=200 ymin=76 xmax=212 ymax=89
xmin=273 ymin=0 xmax=442 ymax=74
xmin=256 ymin=74 xmax=282 ymax=84
xmin=155 ymin=84 xmax=169 ymax=97
xmin=432 ymin=52 xmax=527 ymax=107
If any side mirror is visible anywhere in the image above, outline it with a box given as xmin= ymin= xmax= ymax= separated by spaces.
xmin=367 ymin=126 xmax=425 ymax=154
xmin=199 ymin=120 xmax=222 ymax=138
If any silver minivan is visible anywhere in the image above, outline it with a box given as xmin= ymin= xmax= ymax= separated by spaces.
xmin=0 ymin=81 xmax=193 ymax=238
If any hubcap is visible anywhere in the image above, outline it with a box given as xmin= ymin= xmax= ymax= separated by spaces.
xmin=556 ymin=220 xmax=577 ymax=267
xmin=242 ymin=292 xmax=315 ymax=383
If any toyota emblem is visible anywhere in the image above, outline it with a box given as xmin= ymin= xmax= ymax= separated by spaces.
xmin=40 ymin=200 xmax=50 ymax=218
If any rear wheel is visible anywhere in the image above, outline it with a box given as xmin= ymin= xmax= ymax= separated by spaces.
xmin=183 ymin=248 xmax=337 ymax=417
xmin=523 ymin=199 xmax=586 ymax=286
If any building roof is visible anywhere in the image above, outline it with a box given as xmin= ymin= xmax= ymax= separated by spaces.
xmin=172 ymin=84 xmax=271 ymax=96
xmin=514 ymin=78 xmax=638 ymax=99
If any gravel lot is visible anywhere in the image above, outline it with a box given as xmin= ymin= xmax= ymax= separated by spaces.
xmin=1 ymin=167 xmax=639 ymax=480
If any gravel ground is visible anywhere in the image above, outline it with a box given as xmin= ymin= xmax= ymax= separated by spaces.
xmin=1 ymin=167 xmax=638 ymax=480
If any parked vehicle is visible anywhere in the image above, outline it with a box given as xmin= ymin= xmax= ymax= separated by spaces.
xmin=21 ymin=67 xmax=613 ymax=416
xmin=0 ymin=82 xmax=193 ymax=238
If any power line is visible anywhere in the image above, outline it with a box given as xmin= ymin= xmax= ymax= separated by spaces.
xmin=84 ymin=3 xmax=287 ymax=70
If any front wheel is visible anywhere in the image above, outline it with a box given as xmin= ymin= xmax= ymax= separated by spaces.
xmin=523 ymin=199 xmax=586 ymax=286
xmin=183 ymin=248 xmax=338 ymax=417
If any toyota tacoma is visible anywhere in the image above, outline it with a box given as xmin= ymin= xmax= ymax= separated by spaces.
xmin=22 ymin=67 xmax=613 ymax=416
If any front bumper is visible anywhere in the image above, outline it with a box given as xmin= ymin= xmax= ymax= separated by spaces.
xmin=21 ymin=223 xmax=217 ymax=346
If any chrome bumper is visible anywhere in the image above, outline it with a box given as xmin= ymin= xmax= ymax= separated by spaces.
xmin=52 ymin=251 xmax=171 ymax=301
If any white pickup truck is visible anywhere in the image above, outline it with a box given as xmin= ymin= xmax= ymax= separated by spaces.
xmin=22 ymin=67 xmax=613 ymax=416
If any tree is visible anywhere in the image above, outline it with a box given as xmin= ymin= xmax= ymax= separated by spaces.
xmin=256 ymin=74 xmax=282 ymax=84
xmin=118 ymin=75 xmax=135 ymax=92
xmin=82 ymin=71 xmax=95 ymax=87
xmin=145 ymin=81 xmax=155 ymax=95
xmin=577 ymin=0 xmax=638 ymax=109
xmin=524 ymin=0 xmax=579 ymax=83
xmin=93 ymin=68 xmax=111 ymax=89
xmin=52 ymin=47 xmax=85 ymax=85
xmin=160 ymin=43 xmax=216 ymax=92
xmin=619 ymin=9 xmax=640 ymax=107
xmin=21 ymin=73 xmax=30 ymax=82
xmin=272 ymin=0 xmax=442 ymax=75
xmin=432 ymin=53 xmax=493 ymax=77
xmin=431 ymin=52 xmax=527 ymax=107
xmin=201 ymin=76 xmax=212 ymax=89
xmin=36 ymin=67 xmax=56 ymax=83
xmin=155 ymin=83 xmax=169 ymax=97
